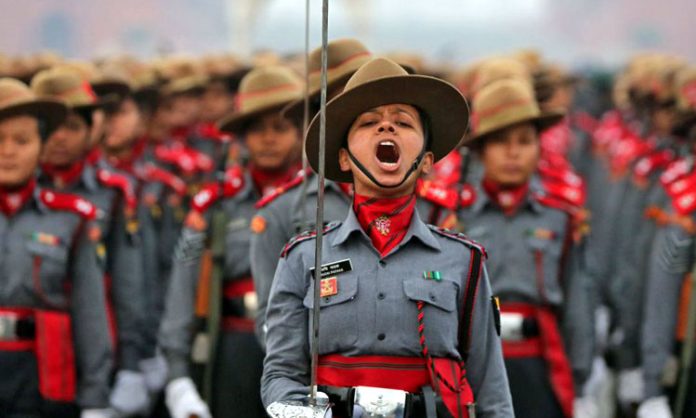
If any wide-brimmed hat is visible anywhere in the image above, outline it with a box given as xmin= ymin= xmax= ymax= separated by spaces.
xmin=91 ymin=63 xmax=132 ymax=102
xmin=0 ymin=77 xmax=68 ymax=138
xmin=31 ymin=66 xmax=108 ymax=114
xmin=282 ymin=38 xmax=371 ymax=119
xmin=218 ymin=65 xmax=303 ymax=133
xmin=676 ymin=66 xmax=696 ymax=112
xmin=466 ymin=78 xmax=564 ymax=145
xmin=305 ymin=57 xmax=470 ymax=183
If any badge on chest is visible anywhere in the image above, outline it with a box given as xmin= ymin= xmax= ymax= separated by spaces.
xmin=309 ymin=258 xmax=353 ymax=298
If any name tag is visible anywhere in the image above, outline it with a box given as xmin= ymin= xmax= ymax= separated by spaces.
xmin=309 ymin=258 xmax=353 ymax=279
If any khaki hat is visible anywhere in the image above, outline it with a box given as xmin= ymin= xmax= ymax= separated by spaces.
xmin=471 ymin=57 xmax=531 ymax=95
xmin=283 ymin=38 xmax=372 ymax=119
xmin=0 ymin=77 xmax=68 ymax=138
xmin=218 ymin=65 xmax=303 ymax=133
xmin=91 ymin=63 xmax=132 ymax=101
xmin=534 ymin=63 xmax=581 ymax=103
xmin=31 ymin=66 xmax=106 ymax=113
xmin=467 ymin=78 xmax=564 ymax=145
xmin=305 ymin=57 xmax=469 ymax=183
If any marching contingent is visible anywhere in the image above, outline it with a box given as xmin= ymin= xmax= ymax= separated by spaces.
xmin=0 ymin=35 xmax=696 ymax=418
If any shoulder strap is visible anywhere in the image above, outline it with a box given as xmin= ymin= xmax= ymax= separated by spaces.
xmin=459 ymin=246 xmax=484 ymax=364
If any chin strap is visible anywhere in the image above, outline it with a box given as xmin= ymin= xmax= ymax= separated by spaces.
xmin=346 ymin=109 xmax=431 ymax=189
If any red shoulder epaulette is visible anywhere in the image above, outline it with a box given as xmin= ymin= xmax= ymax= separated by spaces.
xmin=535 ymin=182 xmax=590 ymax=242
xmin=428 ymin=225 xmax=487 ymax=259
xmin=538 ymin=179 xmax=586 ymax=208
xmin=665 ymin=170 xmax=696 ymax=198
xmin=633 ymin=149 xmax=676 ymax=186
xmin=39 ymin=189 xmax=96 ymax=221
xmin=661 ymin=158 xmax=694 ymax=189
xmin=254 ymin=168 xmax=310 ymax=209
xmin=431 ymin=150 xmax=462 ymax=188
xmin=189 ymin=165 xmax=246 ymax=213
xmin=416 ymin=179 xmax=459 ymax=211
xmin=281 ymin=221 xmax=341 ymax=258
xmin=459 ymin=183 xmax=477 ymax=208
xmin=140 ymin=163 xmax=187 ymax=197
xmin=96 ymin=169 xmax=138 ymax=214
xmin=538 ymin=157 xmax=584 ymax=189
xmin=196 ymin=123 xmax=232 ymax=143
xmin=155 ymin=145 xmax=214 ymax=175
xmin=671 ymin=191 xmax=696 ymax=216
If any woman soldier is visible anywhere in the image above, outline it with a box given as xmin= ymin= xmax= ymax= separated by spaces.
xmin=457 ymin=78 xmax=596 ymax=418
xmin=159 ymin=65 xmax=304 ymax=418
xmin=262 ymin=57 xmax=514 ymax=417
xmin=0 ymin=79 xmax=113 ymax=417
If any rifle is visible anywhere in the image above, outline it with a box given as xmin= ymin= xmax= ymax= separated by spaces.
xmin=190 ymin=141 xmax=232 ymax=404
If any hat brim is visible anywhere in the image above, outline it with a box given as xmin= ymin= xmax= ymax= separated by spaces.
xmin=465 ymin=111 xmax=565 ymax=146
xmin=306 ymin=75 xmax=470 ymax=183
xmin=92 ymin=81 xmax=132 ymax=102
xmin=0 ymin=99 xmax=68 ymax=139
xmin=218 ymin=102 xmax=291 ymax=134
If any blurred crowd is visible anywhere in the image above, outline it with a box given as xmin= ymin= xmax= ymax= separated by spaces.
xmin=0 ymin=38 xmax=695 ymax=418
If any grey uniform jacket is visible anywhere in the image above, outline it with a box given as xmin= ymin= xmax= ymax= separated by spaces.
xmin=0 ymin=186 xmax=112 ymax=408
xmin=642 ymin=217 xmax=695 ymax=398
xmin=250 ymin=173 xmax=353 ymax=345
xmin=261 ymin=209 xmax=515 ymax=418
xmin=39 ymin=161 xmax=147 ymax=370
xmin=457 ymin=179 xmax=595 ymax=387
xmin=251 ymin=172 xmax=456 ymax=347
xmin=159 ymin=170 xmax=258 ymax=379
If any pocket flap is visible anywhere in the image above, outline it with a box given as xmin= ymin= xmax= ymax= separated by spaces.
xmin=26 ymin=240 xmax=69 ymax=263
xmin=403 ymin=278 xmax=458 ymax=312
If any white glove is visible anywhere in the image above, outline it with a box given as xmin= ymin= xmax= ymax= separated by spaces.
xmin=617 ymin=368 xmax=644 ymax=406
xmin=80 ymin=409 xmax=115 ymax=418
xmin=109 ymin=370 xmax=150 ymax=416
xmin=573 ymin=396 xmax=599 ymax=418
xmin=139 ymin=354 xmax=169 ymax=394
xmin=637 ymin=396 xmax=673 ymax=418
xmin=165 ymin=377 xmax=211 ymax=418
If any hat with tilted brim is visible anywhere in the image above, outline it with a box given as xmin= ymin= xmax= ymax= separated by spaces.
xmin=218 ymin=65 xmax=303 ymax=133
xmin=0 ymin=77 xmax=68 ymax=138
xmin=466 ymin=78 xmax=564 ymax=145
xmin=282 ymin=38 xmax=372 ymax=120
xmin=305 ymin=57 xmax=470 ymax=183
xmin=31 ymin=66 xmax=111 ymax=114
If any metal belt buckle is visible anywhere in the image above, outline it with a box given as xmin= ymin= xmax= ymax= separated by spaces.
xmin=0 ymin=314 xmax=18 ymax=341
xmin=266 ymin=393 xmax=331 ymax=418
xmin=353 ymin=386 xmax=408 ymax=417
xmin=500 ymin=312 xmax=525 ymax=341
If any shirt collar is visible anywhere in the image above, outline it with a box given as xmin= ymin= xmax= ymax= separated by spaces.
xmin=331 ymin=206 xmax=441 ymax=252
xmin=470 ymin=176 xmax=545 ymax=215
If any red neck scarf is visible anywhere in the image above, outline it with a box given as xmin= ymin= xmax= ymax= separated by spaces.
xmin=249 ymin=163 xmax=302 ymax=197
xmin=482 ymin=177 xmax=530 ymax=216
xmin=0 ymin=178 xmax=36 ymax=217
xmin=105 ymin=137 xmax=148 ymax=174
xmin=353 ymin=193 xmax=416 ymax=257
xmin=337 ymin=182 xmax=354 ymax=198
xmin=41 ymin=160 xmax=86 ymax=189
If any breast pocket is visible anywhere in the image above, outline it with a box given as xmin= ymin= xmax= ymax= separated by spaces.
xmin=25 ymin=240 xmax=70 ymax=308
xmin=403 ymin=278 xmax=459 ymax=350
xmin=303 ymin=274 xmax=359 ymax=353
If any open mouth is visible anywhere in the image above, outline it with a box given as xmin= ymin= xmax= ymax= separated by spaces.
xmin=376 ymin=140 xmax=400 ymax=165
